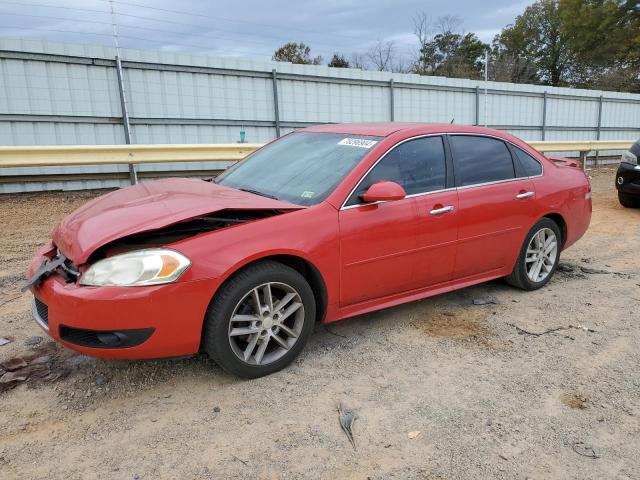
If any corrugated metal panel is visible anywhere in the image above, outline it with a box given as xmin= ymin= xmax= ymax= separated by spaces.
xmin=278 ymin=80 xmax=390 ymax=123
xmin=0 ymin=121 xmax=124 ymax=145
xmin=0 ymin=59 xmax=121 ymax=116
xmin=395 ymin=89 xmax=475 ymax=124
xmin=131 ymin=125 xmax=275 ymax=144
xmin=547 ymin=97 xmax=600 ymax=127
xmin=601 ymin=100 xmax=640 ymax=128
xmin=1 ymin=38 xmax=640 ymax=193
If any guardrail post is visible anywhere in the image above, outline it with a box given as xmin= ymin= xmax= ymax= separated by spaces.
xmin=541 ymin=91 xmax=548 ymax=141
xmin=115 ymin=55 xmax=137 ymax=185
xmin=389 ymin=79 xmax=395 ymax=121
xmin=595 ymin=95 xmax=603 ymax=167
xmin=271 ymin=69 xmax=281 ymax=138
xmin=580 ymin=150 xmax=589 ymax=170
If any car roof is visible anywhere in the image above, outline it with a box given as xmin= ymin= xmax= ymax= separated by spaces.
xmin=303 ymin=122 xmax=511 ymax=138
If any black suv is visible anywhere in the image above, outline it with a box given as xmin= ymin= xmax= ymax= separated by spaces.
xmin=616 ymin=139 xmax=640 ymax=208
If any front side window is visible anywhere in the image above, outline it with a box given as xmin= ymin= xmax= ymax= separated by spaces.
xmin=346 ymin=136 xmax=446 ymax=205
xmin=513 ymin=146 xmax=543 ymax=177
xmin=215 ymin=132 xmax=381 ymax=206
xmin=449 ymin=135 xmax=515 ymax=187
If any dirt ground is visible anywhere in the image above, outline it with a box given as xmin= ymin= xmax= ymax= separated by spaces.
xmin=0 ymin=168 xmax=638 ymax=480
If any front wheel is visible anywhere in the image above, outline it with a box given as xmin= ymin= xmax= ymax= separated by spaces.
xmin=618 ymin=191 xmax=640 ymax=208
xmin=203 ymin=260 xmax=316 ymax=378
xmin=505 ymin=218 xmax=561 ymax=291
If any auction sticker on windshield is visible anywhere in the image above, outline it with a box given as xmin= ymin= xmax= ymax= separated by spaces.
xmin=338 ymin=138 xmax=378 ymax=148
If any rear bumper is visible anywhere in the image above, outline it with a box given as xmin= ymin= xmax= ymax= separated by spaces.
xmin=615 ymin=162 xmax=640 ymax=196
xmin=28 ymin=251 xmax=220 ymax=360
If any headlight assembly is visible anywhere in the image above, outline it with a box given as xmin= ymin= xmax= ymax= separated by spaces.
xmin=79 ymin=249 xmax=191 ymax=287
xmin=621 ymin=150 xmax=637 ymax=165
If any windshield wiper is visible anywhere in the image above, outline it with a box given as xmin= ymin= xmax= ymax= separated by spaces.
xmin=237 ymin=187 xmax=279 ymax=200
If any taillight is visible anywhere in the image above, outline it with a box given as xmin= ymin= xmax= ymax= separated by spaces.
xmin=585 ymin=174 xmax=592 ymax=200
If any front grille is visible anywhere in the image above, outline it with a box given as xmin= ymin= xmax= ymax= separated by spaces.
xmin=34 ymin=297 xmax=49 ymax=327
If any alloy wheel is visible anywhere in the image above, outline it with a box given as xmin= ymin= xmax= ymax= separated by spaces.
xmin=525 ymin=227 xmax=558 ymax=282
xmin=227 ymin=282 xmax=305 ymax=366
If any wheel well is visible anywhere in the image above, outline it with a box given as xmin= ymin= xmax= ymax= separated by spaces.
xmin=216 ymin=255 xmax=328 ymax=324
xmin=544 ymin=213 xmax=567 ymax=248
xmin=265 ymin=255 xmax=328 ymax=323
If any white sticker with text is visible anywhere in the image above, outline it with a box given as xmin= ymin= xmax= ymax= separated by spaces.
xmin=338 ymin=138 xmax=378 ymax=149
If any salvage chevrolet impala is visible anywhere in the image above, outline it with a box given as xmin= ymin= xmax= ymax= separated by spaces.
xmin=26 ymin=123 xmax=592 ymax=378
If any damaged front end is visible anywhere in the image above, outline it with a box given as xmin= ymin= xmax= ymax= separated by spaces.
xmin=23 ymin=248 xmax=80 ymax=292
xmin=92 ymin=209 xmax=285 ymax=261
xmin=26 ymin=208 xmax=290 ymax=291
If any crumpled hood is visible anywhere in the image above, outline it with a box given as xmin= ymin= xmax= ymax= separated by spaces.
xmin=52 ymin=178 xmax=303 ymax=264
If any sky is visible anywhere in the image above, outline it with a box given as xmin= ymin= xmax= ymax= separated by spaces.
xmin=0 ymin=0 xmax=534 ymax=63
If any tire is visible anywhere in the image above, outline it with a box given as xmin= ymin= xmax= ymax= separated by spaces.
xmin=202 ymin=260 xmax=316 ymax=378
xmin=618 ymin=191 xmax=640 ymax=208
xmin=505 ymin=218 xmax=562 ymax=291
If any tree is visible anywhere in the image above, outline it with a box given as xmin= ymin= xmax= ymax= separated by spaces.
xmin=328 ymin=53 xmax=350 ymax=68
xmin=411 ymin=14 xmax=487 ymax=79
xmin=367 ymin=40 xmax=396 ymax=71
xmin=350 ymin=53 xmax=368 ymax=70
xmin=490 ymin=27 xmax=539 ymax=84
xmin=496 ymin=1 xmax=574 ymax=86
xmin=272 ymin=42 xmax=321 ymax=65
xmin=559 ymin=0 xmax=640 ymax=91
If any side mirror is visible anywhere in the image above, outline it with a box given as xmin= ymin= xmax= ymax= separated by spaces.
xmin=360 ymin=181 xmax=406 ymax=203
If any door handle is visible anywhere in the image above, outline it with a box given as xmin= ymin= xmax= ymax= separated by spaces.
xmin=429 ymin=205 xmax=454 ymax=215
xmin=515 ymin=191 xmax=535 ymax=199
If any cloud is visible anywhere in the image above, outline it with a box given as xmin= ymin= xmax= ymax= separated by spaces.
xmin=0 ymin=0 xmax=532 ymax=61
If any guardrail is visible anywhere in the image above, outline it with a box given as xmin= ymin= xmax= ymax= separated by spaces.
xmin=527 ymin=140 xmax=633 ymax=153
xmin=0 ymin=139 xmax=632 ymax=192
xmin=0 ymin=143 xmax=262 ymax=168
xmin=0 ymin=140 xmax=632 ymax=169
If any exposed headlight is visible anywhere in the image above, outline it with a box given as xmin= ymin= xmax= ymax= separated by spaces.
xmin=621 ymin=150 xmax=637 ymax=165
xmin=79 ymin=249 xmax=191 ymax=287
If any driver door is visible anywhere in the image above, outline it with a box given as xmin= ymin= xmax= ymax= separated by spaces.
xmin=338 ymin=136 xmax=451 ymax=306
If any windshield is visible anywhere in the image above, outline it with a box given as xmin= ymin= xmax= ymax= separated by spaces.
xmin=215 ymin=132 xmax=381 ymax=206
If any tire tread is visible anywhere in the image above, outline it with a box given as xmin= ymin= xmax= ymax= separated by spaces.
xmin=505 ymin=218 xmax=561 ymax=291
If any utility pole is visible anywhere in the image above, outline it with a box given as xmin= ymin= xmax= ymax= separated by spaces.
xmin=110 ymin=0 xmax=137 ymax=185
xmin=484 ymin=49 xmax=489 ymax=128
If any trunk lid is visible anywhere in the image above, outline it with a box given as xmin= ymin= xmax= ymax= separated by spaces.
xmin=52 ymin=178 xmax=303 ymax=264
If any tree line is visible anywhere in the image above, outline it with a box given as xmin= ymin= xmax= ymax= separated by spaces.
xmin=271 ymin=0 xmax=640 ymax=92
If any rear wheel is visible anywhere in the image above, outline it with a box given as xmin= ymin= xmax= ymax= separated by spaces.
xmin=203 ymin=260 xmax=316 ymax=378
xmin=618 ymin=191 xmax=640 ymax=208
xmin=505 ymin=218 xmax=561 ymax=291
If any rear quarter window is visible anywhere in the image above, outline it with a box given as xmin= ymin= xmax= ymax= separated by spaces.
xmin=513 ymin=146 xmax=543 ymax=177
xmin=449 ymin=135 xmax=515 ymax=187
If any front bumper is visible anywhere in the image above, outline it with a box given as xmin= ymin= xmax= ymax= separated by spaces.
xmin=615 ymin=162 xmax=640 ymax=196
xmin=28 ymin=250 xmax=220 ymax=360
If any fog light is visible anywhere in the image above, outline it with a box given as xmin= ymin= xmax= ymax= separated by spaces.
xmin=96 ymin=332 xmax=123 ymax=346
xmin=617 ymin=176 xmax=624 ymax=185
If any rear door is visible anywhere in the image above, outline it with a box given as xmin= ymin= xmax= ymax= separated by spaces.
xmin=449 ymin=135 xmax=537 ymax=280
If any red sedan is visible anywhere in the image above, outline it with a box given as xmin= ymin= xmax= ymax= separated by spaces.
xmin=26 ymin=123 xmax=592 ymax=378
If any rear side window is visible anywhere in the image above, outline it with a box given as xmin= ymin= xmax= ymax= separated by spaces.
xmin=513 ymin=146 xmax=543 ymax=177
xmin=347 ymin=136 xmax=446 ymax=205
xmin=449 ymin=136 xmax=515 ymax=187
